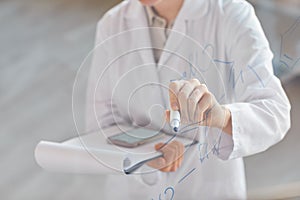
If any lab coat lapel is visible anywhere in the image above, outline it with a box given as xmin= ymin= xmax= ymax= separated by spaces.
xmin=158 ymin=17 xmax=187 ymax=67
xmin=158 ymin=0 xmax=208 ymax=67
xmin=124 ymin=1 xmax=155 ymax=65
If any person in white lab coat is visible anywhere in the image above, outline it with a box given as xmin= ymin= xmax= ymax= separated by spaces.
xmin=85 ymin=0 xmax=291 ymax=199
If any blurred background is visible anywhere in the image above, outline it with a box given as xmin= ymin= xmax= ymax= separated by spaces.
xmin=0 ymin=0 xmax=299 ymax=199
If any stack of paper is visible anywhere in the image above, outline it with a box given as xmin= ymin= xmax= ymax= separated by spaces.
xmin=35 ymin=125 xmax=197 ymax=175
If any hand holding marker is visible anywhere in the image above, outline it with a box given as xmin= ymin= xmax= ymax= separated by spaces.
xmin=144 ymin=83 xmax=183 ymax=172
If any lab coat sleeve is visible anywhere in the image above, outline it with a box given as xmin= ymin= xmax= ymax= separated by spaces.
xmin=222 ymin=2 xmax=291 ymax=159
xmin=85 ymin=19 xmax=127 ymax=132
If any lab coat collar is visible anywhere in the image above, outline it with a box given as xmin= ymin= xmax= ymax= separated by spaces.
xmin=124 ymin=0 xmax=209 ymax=20
xmin=123 ymin=1 xmax=155 ymax=65
xmin=123 ymin=0 xmax=208 ymax=66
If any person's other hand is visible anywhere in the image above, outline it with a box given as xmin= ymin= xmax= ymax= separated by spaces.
xmin=146 ymin=140 xmax=184 ymax=172
xmin=166 ymin=79 xmax=232 ymax=134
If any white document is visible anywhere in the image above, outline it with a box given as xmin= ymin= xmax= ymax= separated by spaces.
xmin=35 ymin=125 xmax=197 ymax=175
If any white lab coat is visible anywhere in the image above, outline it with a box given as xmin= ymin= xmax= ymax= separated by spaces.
xmin=85 ymin=0 xmax=291 ymax=199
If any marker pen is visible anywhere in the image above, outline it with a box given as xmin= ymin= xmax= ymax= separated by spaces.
xmin=170 ymin=109 xmax=181 ymax=132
